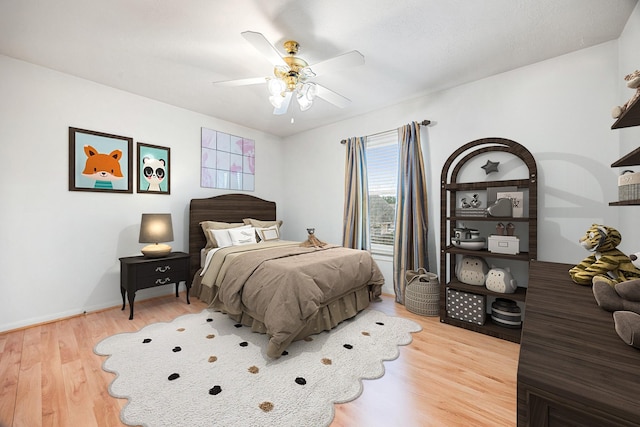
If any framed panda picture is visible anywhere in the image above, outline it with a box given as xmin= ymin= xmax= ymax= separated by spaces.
xmin=136 ymin=142 xmax=171 ymax=194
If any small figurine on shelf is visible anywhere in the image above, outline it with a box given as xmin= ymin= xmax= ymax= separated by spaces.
xmin=300 ymin=228 xmax=327 ymax=248
xmin=469 ymin=193 xmax=482 ymax=208
xmin=460 ymin=198 xmax=471 ymax=208
xmin=612 ymin=70 xmax=640 ymax=119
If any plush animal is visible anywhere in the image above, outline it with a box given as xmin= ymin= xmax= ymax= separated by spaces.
xmin=142 ymin=157 xmax=166 ymax=191
xmin=455 ymin=256 xmax=489 ymax=286
xmin=485 ymin=266 xmax=518 ymax=294
xmin=568 ymin=224 xmax=640 ymax=286
xmin=82 ymin=145 xmax=124 ymax=189
xmin=612 ymin=70 xmax=640 ymax=119
xmin=593 ymin=252 xmax=640 ymax=349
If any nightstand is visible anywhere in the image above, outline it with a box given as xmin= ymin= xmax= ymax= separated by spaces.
xmin=119 ymin=252 xmax=191 ymax=319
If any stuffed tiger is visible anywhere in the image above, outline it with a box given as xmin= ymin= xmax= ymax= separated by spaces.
xmin=569 ymin=224 xmax=640 ymax=286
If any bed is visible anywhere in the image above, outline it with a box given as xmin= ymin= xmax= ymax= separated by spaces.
xmin=188 ymin=193 xmax=384 ymax=358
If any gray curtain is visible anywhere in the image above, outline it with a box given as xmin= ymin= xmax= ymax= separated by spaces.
xmin=393 ymin=122 xmax=429 ymax=303
xmin=342 ymin=137 xmax=370 ymax=250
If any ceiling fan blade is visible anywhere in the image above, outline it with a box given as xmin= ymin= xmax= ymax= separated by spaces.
xmin=316 ymin=84 xmax=351 ymax=108
xmin=307 ymin=50 xmax=364 ymax=77
xmin=241 ymin=31 xmax=288 ymax=68
xmin=273 ymin=92 xmax=292 ymax=115
xmin=213 ymin=77 xmax=267 ymax=87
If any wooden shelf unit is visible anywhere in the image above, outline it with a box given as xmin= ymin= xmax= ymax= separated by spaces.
xmin=610 ymin=100 xmax=640 ymax=206
xmin=609 ymin=146 xmax=640 ymax=207
xmin=440 ymin=137 xmax=538 ymax=343
xmin=611 ymin=93 xmax=640 ymax=129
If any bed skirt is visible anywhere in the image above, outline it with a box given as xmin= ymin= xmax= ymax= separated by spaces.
xmin=190 ymin=269 xmax=381 ymax=357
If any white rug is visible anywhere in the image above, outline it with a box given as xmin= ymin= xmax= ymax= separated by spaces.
xmin=94 ymin=308 xmax=421 ymax=427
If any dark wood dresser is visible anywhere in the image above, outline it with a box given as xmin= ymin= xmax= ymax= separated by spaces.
xmin=518 ymin=261 xmax=640 ymax=426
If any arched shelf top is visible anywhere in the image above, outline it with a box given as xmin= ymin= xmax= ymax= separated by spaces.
xmin=440 ymin=137 xmax=538 ymax=186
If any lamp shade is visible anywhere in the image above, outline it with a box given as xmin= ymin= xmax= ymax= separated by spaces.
xmin=139 ymin=213 xmax=174 ymax=257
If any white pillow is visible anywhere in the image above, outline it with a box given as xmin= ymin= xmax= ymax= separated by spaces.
xmin=209 ymin=229 xmax=233 ymax=248
xmin=256 ymin=225 xmax=280 ymax=242
xmin=200 ymin=221 xmax=244 ymax=249
xmin=209 ymin=224 xmax=252 ymax=248
xmin=228 ymin=227 xmax=257 ymax=246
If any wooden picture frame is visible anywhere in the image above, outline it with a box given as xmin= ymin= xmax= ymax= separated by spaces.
xmin=137 ymin=142 xmax=171 ymax=194
xmin=69 ymin=127 xmax=133 ymax=193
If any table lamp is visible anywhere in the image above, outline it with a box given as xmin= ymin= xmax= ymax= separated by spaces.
xmin=139 ymin=213 xmax=174 ymax=257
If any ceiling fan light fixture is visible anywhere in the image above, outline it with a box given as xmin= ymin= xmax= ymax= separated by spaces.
xmin=296 ymin=82 xmax=317 ymax=111
xmin=269 ymin=94 xmax=285 ymax=108
xmin=223 ymin=33 xmax=361 ymax=115
xmin=297 ymin=95 xmax=313 ymax=111
xmin=267 ymin=78 xmax=285 ymax=96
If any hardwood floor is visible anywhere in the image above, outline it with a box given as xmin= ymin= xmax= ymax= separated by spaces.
xmin=0 ymin=293 xmax=520 ymax=427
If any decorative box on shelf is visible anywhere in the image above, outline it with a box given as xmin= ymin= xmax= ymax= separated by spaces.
xmin=618 ymin=171 xmax=640 ymax=201
xmin=488 ymin=235 xmax=520 ymax=255
xmin=446 ymin=288 xmax=486 ymax=325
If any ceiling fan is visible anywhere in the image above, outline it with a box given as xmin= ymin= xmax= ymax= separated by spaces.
xmin=213 ymin=31 xmax=365 ymax=115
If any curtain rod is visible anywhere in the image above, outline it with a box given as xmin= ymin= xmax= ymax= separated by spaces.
xmin=340 ymin=119 xmax=431 ymax=144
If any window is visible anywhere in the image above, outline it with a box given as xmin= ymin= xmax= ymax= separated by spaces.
xmin=366 ymin=130 xmax=399 ymax=255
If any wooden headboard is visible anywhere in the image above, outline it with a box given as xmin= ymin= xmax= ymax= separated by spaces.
xmin=188 ymin=193 xmax=276 ymax=281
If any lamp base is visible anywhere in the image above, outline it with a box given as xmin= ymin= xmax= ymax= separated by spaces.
xmin=141 ymin=243 xmax=172 ymax=258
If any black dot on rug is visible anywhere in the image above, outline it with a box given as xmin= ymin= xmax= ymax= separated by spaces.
xmin=206 ymin=318 xmax=213 ymax=322
xmin=234 ymin=323 xmax=243 ymax=328
xmin=343 ymin=344 xmax=353 ymax=350
xmin=209 ymin=385 xmax=222 ymax=395
xmin=376 ymin=322 xmax=385 ymax=326
xmin=239 ymin=341 xmax=248 ymax=347
xmin=168 ymin=373 xmax=180 ymax=381
xmin=142 ymin=338 xmax=152 ymax=344
xmin=281 ymin=351 xmax=289 ymax=356
xmin=295 ymin=377 xmax=307 ymax=385
xmin=172 ymin=346 xmax=182 ymax=352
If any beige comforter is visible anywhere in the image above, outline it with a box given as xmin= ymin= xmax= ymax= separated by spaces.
xmin=200 ymin=241 xmax=384 ymax=357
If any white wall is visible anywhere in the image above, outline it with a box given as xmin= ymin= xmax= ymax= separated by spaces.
xmin=617 ymin=2 xmax=640 ymax=248
xmin=283 ymin=34 xmax=640 ymax=293
xmin=0 ymin=55 xmax=286 ymax=332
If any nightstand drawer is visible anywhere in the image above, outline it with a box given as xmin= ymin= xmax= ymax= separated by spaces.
xmin=135 ymin=260 xmax=187 ymax=278
xmin=137 ymin=271 xmax=184 ymax=288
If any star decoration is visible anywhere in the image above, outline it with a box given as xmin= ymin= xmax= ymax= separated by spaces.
xmin=481 ymin=160 xmax=500 ymax=174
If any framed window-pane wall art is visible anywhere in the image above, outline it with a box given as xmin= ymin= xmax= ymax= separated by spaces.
xmin=68 ymin=127 xmax=133 ymax=193
xmin=201 ymin=127 xmax=255 ymax=191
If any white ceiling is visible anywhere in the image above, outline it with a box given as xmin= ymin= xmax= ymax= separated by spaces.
xmin=0 ymin=0 xmax=637 ymax=137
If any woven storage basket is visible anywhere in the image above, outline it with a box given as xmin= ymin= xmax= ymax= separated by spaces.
xmin=405 ymin=268 xmax=440 ymax=316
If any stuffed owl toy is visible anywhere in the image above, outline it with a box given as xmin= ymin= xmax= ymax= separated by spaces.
xmin=455 ymin=256 xmax=489 ymax=286
xmin=485 ymin=267 xmax=518 ymax=293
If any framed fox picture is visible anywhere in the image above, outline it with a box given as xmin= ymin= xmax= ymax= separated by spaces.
xmin=68 ymin=127 xmax=133 ymax=193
